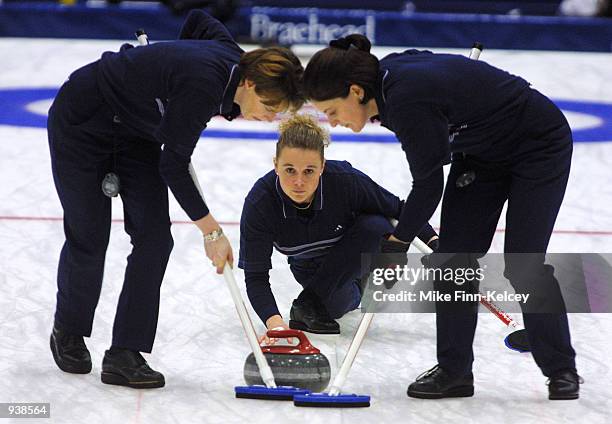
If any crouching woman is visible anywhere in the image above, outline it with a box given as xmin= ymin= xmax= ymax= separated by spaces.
xmin=238 ymin=114 xmax=437 ymax=337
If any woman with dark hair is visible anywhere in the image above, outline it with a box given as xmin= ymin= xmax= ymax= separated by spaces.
xmin=48 ymin=10 xmax=304 ymax=388
xmin=303 ymin=35 xmax=579 ymax=400
xmin=238 ymin=114 xmax=438 ymax=339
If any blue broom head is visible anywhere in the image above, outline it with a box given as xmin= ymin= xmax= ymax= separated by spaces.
xmin=235 ymin=385 xmax=310 ymax=401
xmin=293 ymin=392 xmax=371 ymax=407
xmin=504 ymin=329 xmax=531 ymax=353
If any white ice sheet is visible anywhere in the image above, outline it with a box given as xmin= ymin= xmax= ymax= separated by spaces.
xmin=0 ymin=39 xmax=611 ymax=424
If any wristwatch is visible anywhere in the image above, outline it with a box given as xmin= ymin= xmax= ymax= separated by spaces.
xmin=203 ymin=228 xmax=224 ymax=242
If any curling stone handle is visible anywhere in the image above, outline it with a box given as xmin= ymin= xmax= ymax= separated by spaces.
xmin=266 ymin=329 xmax=319 ymax=354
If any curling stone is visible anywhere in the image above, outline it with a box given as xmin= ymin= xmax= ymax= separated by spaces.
xmin=243 ymin=329 xmax=331 ymax=392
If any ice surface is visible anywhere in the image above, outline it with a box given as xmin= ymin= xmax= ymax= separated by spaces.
xmin=0 ymin=39 xmax=611 ymax=423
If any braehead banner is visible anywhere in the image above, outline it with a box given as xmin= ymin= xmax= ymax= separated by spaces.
xmin=248 ymin=7 xmax=376 ymax=45
xmin=234 ymin=6 xmax=612 ymax=52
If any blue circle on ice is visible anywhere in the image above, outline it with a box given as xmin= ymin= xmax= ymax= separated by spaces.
xmin=0 ymin=88 xmax=58 ymax=128
xmin=0 ymin=87 xmax=611 ymax=143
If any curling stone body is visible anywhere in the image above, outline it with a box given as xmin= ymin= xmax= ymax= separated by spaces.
xmin=243 ymin=329 xmax=331 ymax=392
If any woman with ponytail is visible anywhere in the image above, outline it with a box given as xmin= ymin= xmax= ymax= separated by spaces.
xmin=238 ymin=114 xmax=438 ymax=339
xmin=303 ymin=35 xmax=579 ymax=400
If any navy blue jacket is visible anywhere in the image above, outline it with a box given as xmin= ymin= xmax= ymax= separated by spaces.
xmin=373 ymin=50 xmax=533 ymax=243
xmin=238 ymin=160 xmax=436 ymax=323
xmin=97 ymin=10 xmax=242 ymax=221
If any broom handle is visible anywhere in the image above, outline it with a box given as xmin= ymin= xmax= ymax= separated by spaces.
xmin=459 ymin=42 xmax=520 ymax=329
xmin=223 ymin=264 xmax=277 ymax=388
xmin=469 ymin=42 xmax=483 ymax=60
xmin=328 ymin=312 xmax=375 ymax=396
xmin=389 ymin=37 xmax=522 ymax=330
xmin=135 ymin=28 xmax=149 ymax=46
xmin=328 ymin=236 xmax=519 ymax=396
xmin=410 ymin=237 xmax=521 ymax=329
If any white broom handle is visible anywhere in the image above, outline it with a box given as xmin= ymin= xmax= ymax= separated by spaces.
xmin=135 ymin=29 xmax=149 ymax=46
xmin=133 ymin=29 xmax=276 ymax=387
xmin=328 ymin=312 xmax=375 ymax=396
xmin=223 ymin=264 xmax=277 ymax=388
xmin=469 ymin=42 xmax=483 ymax=60
xmin=411 ymin=237 xmax=433 ymax=255
xmin=327 ymin=234 xmax=430 ymax=395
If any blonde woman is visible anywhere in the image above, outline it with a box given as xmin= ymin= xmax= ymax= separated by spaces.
xmin=238 ymin=115 xmax=438 ymax=340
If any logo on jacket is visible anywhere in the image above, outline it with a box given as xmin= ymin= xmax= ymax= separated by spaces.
xmin=448 ymin=123 xmax=468 ymax=143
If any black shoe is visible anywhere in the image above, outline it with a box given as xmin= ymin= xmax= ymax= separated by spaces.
xmin=50 ymin=325 xmax=92 ymax=374
xmin=101 ymin=348 xmax=165 ymax=389
xmin=289 ymin=300 xmax=340 ymax=335
xmin=548 ymin=369 xmax=582 ymax=400
xmin=407 ymin=365 xmax=474 ymax=399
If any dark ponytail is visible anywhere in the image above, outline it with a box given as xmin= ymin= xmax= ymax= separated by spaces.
xmin=329 ymin=34 xmax=372 ymax=52
xmin=304 ymin=34 xmax=379 ymax=103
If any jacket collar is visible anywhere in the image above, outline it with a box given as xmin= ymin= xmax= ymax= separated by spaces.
xmin=371 ymin=68 xmax=389 ymax=125
xmin=275 ymin=175 xmax=324 ymax=219
xmin=219 ymin=64 xmax=242 ymax=121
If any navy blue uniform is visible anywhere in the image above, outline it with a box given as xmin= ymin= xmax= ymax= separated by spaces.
xmin=373 ymin=50 xmax=575 ymax=377
xmin=238 ymin=160 xmax=437 ymax=323
xmin=48 ymin=11 xmax=242 ymax=352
